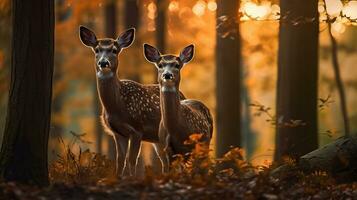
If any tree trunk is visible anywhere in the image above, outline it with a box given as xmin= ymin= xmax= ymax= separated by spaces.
xmin=242 ymin=81 xmax=256 ymax=159
xmin=215 ymin=0 xmax=241 ymax=157
xmin=324 ymin=8 xmax=350 ymax=137
xmin=104 ymin=0 xmax=117 ymax=159
xmin=156 ymin=0 xmax=166 ymax=54
xmin=0 ymin=0 xmax=54 ymax=185
xmin=274 ymin=0 xmax=319 ymax=161
xmin=125 ymin=0 xmax=141 ymax=82
xmin=153 ymin=0 xmax=167 ymax=83
xmin=125 ymin=0 xmax=140 ymax=29
xmin=104 ymin=0 xmax=117 ymax=38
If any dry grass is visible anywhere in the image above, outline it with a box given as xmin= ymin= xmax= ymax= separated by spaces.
xmin=49 ymin=134 xmax=115 ymax=185
xmin=2 ymin=133 xmax=351 ymax=199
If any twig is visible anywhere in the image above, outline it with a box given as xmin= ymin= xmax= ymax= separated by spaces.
xmin=323 ymin=0 xmax=350 ymax=137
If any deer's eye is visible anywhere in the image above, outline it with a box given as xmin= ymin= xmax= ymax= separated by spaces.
xmin=94 ymin=48 xmax=99 ymax=53
xmin=157 ymin=64 xmax=163 ymax=68
xmin=112 ymin=48 xmax=118 ymax=54
xmin=174 ymin=64 xmax=180 ymax=69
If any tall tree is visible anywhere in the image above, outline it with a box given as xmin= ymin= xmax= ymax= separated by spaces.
xmin=0 ymin=0 xmax=54 ymax=185
xmin=274 ymin=0 xmax=319 ymax=161
xmin=215 ymin=0 xmax=241 ymax=157
xmin=125 ymin=0 xmax=140 ymax=29
xmin=125 ymin=0 xmax=141 ymax=82
xmin=242 ymin=82 xmax=256 ymax=159
xmin=323 ymin=0 xmax=350 ymax=137
xmin=147 ymin=0 xmax=166 ymax=83
xmin=103 ymin=0 xmax=117 ymax=158
xmin=104 ymin=0 xmax=117 ymax=38
xmin=156 ymin=0 xmax=167 ymax=54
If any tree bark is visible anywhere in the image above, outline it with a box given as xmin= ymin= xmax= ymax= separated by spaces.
xmin=274 ymin=0 xmax=319 ymax=161
xmin=125 ymin=0 xmax=140 ymax=29
xmin=104 ymin=0 xmax=117 ymax=38
xmin=104 ymin=0 xmax=117 ymax=159
xmin=0 ymin=0 xmax=54 ymax=185
xmin=242 ymin=81 xmax=256 ymax=159
xmin=125 ymin=0 xmax=141 ymax=82
xmin=215 ymin=0 xmax=241 ymax=157
xmin=153 ymin=0 xmax=167 ymax=83
xmin=156 ymin=0 xmax=167 ymax=54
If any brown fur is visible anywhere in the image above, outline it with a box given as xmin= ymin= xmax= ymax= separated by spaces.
xmin=143 ymin=43 xmax=213 ymax=172
xmin=80 ymin=26 xmax=186 ymax=176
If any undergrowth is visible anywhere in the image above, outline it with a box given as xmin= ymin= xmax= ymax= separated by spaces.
xmin=49 ymin=133 xmax=336 ymax=187
xmin=40 ymin=133 xmax=357 ymax=199
xmin=49 ymin=134 xmax=115 ymax=185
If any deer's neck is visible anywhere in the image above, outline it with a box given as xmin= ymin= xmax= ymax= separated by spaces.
xmin=96 ymin=74 xmax=122 ymax=113
xmin=160 ymin=86 xmax=181 ymax=130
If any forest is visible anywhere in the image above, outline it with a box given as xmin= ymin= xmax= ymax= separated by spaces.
xmin=0 ymin=0 xmax=357 ymax=199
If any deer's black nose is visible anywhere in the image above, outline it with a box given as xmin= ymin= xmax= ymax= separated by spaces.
xmin=98 ymin=60 xmax=110 ymax=68
xmin=162 ymin=73 xmax=173 ymax=80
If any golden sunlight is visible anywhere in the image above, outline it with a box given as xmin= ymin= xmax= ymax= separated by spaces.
xmin=331 ymin=21 xmax=346 ymax=36
xmin=168 ymin=1 xmax=179 ymax=12
xmin=242 ymin=1 xmax=272 ymax=20
xmin=147 ymin=2 xmax=157 ymax=20
xmin=342 ymin=1 xmax=357 ymax=20
xmin=207 ymin=1 xmax=217 ymax=12
xmin=192 ymin=0 xmax=206 ymax=17
xmin=325 ymin=0 xmax=343 ymax=17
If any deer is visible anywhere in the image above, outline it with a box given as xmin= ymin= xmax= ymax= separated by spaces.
xmin=79 ymin=26 xmax=185 ymax=176
xmin=143 ymin=43 xmax=213 ymax=172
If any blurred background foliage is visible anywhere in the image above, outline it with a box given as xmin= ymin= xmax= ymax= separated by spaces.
xmin=0 ymin=0 xmax=356 ymax=166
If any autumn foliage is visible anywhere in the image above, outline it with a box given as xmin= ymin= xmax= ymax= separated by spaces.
xmin=1 ymin=133 xmax=356 ymax=199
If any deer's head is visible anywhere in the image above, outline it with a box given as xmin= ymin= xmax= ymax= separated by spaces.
xmin=79 ymin=26 xmax=135 ymax=79
xmin=143 ymin=44 xmax=194 ymax=92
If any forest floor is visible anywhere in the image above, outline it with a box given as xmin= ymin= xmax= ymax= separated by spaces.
xmin=1 ymin=135 xmax=357 ymax=200
xmin=1 ymin=169 xmax=357 ymax=200
xmin=1 ymin=175 xmax=356 ymax=200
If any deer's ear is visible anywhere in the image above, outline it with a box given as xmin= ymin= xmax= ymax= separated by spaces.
xmin=117 ymin=28 xmax=135 ymax=49
xmin=79 ymin=26 xmax=97 ymax=48
xmin=143 ymin=44 xmax=161 ymax=63
xmin=179 ymin=44 xmax=194 ymax=64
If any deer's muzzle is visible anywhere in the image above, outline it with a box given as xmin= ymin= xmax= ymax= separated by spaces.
xmin=98 ymin=59 xmax=110 ymax=69
xmin=162 ymin=73 xmax=174 ymax=81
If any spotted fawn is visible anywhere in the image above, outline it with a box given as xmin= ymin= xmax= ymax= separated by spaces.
xmin=143 ymin=44 xmax=213 ymax=172
xmin=79 ymin=26 xmax=185 ymax=176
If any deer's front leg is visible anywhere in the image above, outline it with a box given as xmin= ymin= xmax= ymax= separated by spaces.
xmin=156 ymin=125 xmax=171 ymax=173
xmin=112 ymin=133 xmax=128 ymax=177
xmin=153 ymin=142 xmax=170 ymax=174
xmin=125 ymin=133 xmax=142 ymax=176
